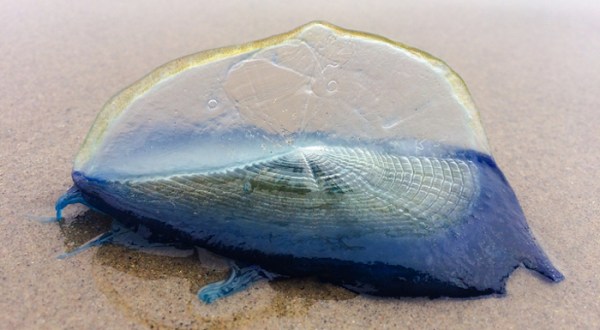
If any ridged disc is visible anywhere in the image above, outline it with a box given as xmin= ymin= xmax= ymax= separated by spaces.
xmin=125 ymin=146 xmax=478 ymax=236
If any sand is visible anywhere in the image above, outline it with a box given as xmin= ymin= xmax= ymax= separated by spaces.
xmin=1 ymin=0 xmax=599 ymax=328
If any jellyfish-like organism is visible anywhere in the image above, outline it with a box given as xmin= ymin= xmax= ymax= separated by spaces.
xmin=56 ymin=22 xmax=563 ymax=303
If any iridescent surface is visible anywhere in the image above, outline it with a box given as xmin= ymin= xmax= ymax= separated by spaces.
xmin=56 ymin=22 xmax=562 ymax=302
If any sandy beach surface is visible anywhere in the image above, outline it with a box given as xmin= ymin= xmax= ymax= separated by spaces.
xmin=1 ymin=0 xmax=599 ymax=328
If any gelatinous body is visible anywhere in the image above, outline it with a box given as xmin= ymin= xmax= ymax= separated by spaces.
xmin=56 ymin=22 xmax=563 ymax=302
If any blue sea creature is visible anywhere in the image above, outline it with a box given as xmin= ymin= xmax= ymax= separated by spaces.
xmin=55 ymin=22 xmax=563 ymax=303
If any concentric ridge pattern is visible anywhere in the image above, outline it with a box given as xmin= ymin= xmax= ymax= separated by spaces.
xmin=124 ymin=146 xmax=479 ymax=235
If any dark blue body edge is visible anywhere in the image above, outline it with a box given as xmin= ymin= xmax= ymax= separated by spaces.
xmin=60 ymin=149 xmax=563 ymax=298
xmin=57 ymin=180 xmax=494 ymax=298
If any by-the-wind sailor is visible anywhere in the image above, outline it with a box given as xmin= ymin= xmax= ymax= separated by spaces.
xmin=55 ymin=22 xmax=563 ymax=303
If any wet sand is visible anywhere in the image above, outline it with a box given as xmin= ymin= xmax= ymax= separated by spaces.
xmin=1 ymin=0 xmax=599 ymax=328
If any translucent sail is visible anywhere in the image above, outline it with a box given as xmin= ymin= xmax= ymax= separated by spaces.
xmin=75 ymin=22 xmax=489 ymax=179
